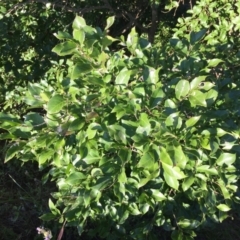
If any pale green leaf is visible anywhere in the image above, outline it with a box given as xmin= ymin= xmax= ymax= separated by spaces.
xmin=217 ymin=204 xmax=231 ymax=212
xmin=47 ymin=95 xmax=65 ymax=114
xmin=162 ymin=162 xmax=186 ymax=179
xmin=73 ymin=16 xmax=86 ymax=29
xmin=105 ymin=16 xmax=115 ymax=30
xmin=182 ymin=177 xmax=195 ymax=191
xmin=115 ymin=68 xmax=131 ymax=86
xmin=175 ymin=80 xmax=190 ymax=100
xmin=150 ymin=189 xmax=166 ymax=201
xmin=66 ymin=172 xmax=87 ymax=185
xmin=186 ymin=116 xmax=201 ymax=128
xmin=160 ymin=147 xmax=173 ymax=166
xmin=216 ymin=153 xmax=236 ymax=166
xmin=207 ymin=59 xmax=224 ymax=67
xmin=163 ymin=172 xmax=179 ymax=190
xmin=190 ymin=76 xmax=207 ymax=90
xmin=189 ymin=90 xmax=207 ymax=107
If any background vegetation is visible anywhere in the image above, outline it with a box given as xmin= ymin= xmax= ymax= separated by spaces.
xmin=1 ymin=0 xmax=240 ymax=239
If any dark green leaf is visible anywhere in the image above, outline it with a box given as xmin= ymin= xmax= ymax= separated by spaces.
xmin=190 ymin=29 xmax=207 ymax=44
xmin=71 ymin=62 xmax=93 ymax=79
xmin=52 ymin=41 xmax=78 ymax=56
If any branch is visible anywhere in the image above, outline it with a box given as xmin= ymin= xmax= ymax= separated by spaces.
xmin=148 ymin=0 xmax=160 ymax=43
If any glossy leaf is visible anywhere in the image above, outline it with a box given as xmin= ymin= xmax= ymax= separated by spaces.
xmin=207 ymin=59 xmax=224 ymax=67
xmin=73 ymin=16 xmax=86 ymax=29
xmin=189 ymin=90 xmax=207 ymax=107
xmin=175 ymin=80 xmax=190 ymax=100
xmin=105 ymin=16 xmax=115 ymax=30
xmin=217 ymin=204 xmax=231 ymax=212
xmin=178 ymin=219 xmax=200 ymax=229
xmin=160 ymin=147 xmax=173 ymax=166
xmin=186 ymin=116 xmax=201 ymax=128
xmin=162 ymin=162 xmax=185 ymax=179
xmin=150 ymin=189 xmax=166 ymax=201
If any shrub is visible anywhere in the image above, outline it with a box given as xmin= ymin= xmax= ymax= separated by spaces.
xmin=1 ymin=0 xmax=240 ymax=239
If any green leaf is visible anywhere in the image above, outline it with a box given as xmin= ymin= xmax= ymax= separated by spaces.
xmin=165 ymin=112 xmax=182 ymax=129
xmin=173 ymin=145 xmax=187 ymax=169
xmin=189 ymin=90 xmax=207 ymax=107
xmin=115 ymin=68 xmax=131 ymax=86
xmin=143 ymin=66 xmax=160 ymax=85
xmin=71 ymin=62 xmax=93 ymax=79
xmin=218 ymin=180 xmax=231 ymax=199
xmin=66 ymin=172 xmax=87 ymax=185
xmin=197 ymin=165 xmax=218 ymax=175
xmin=138 ymin=152 xmax=155 ymax=170
xmin=54 ymin=31 xmax=72 ymax=40
xmin=190 ymin=29 xmax=207 ymax=45
xmin=108 ymin=125 xmax=127 ymax=144
xmin=150 ymin=189 xmax=166 ymax=201
xmin=39 ymin=213 xmax=56 ymax=221
xmin=0 ymin=113 xmax=21 ymax=124
xmin=175 ymin=80 xmax=190 ymax=100
xmin=190 ymin=76 xmax=208 ymax=90
xmin=207 ymin=59 xmax=224 ymax=67
xmin=73 ymin=29 xmax=85 ymax=45
xmin=128 ymin=203 xmax=141 ymax=215
xmin=162 ymin=162 xmax=185 ymax=179
xmin=83 ymin=149 xmax=101 ymax=164
xmin=52 ymin=41 xmax=78 ymax=56
xmin=38 ymin=150 xmax=54 ymax=165
xmin=49 ymin=198 xmax=61 ymax=215
xmin=182 ymin=177 xmax=195 ymax=191
xmin=150 ymin=88 xmax=165 ymax=107
xmin=160 ymin=147 xmax=173 ymax=166
xmin=217 ymin=204 xmax=231 ymax=212
xmin=118 ymin=168 xmax=127 ymax=183
xmin=86 ymin=123 xmax=100 ymax=139
xmin=92 ymin=176 xmax=111 ymax=191
xmin=126 ymin=28 xmax=139 ymax=51
xmin=216 ymin=153 xmax=236 ymax=166
xmin=24 ymin=112 xmax=45 ymax=129
xmin=47 ymin=95 xmax=65 ymax=114
xmin=69 ymin=118 xmax=85 ymax=131
xmin=5 ymin=143 xmax=24 ymax=163
xmin=178 ymin=219 xmax=200 ymax=229
xmin=105 ymin=16 xmax=115 ymax=30
xmin=163 ymin=172 xmax=179 ymax=190
xmin=186 ymin=116 xmax=201 ymax=128
xmin=73 ymin=16 xmax=86 ymax=30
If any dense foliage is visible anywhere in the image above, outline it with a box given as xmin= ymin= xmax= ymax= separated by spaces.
xmin=1 ymin=0 xmax=240 ymax=239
